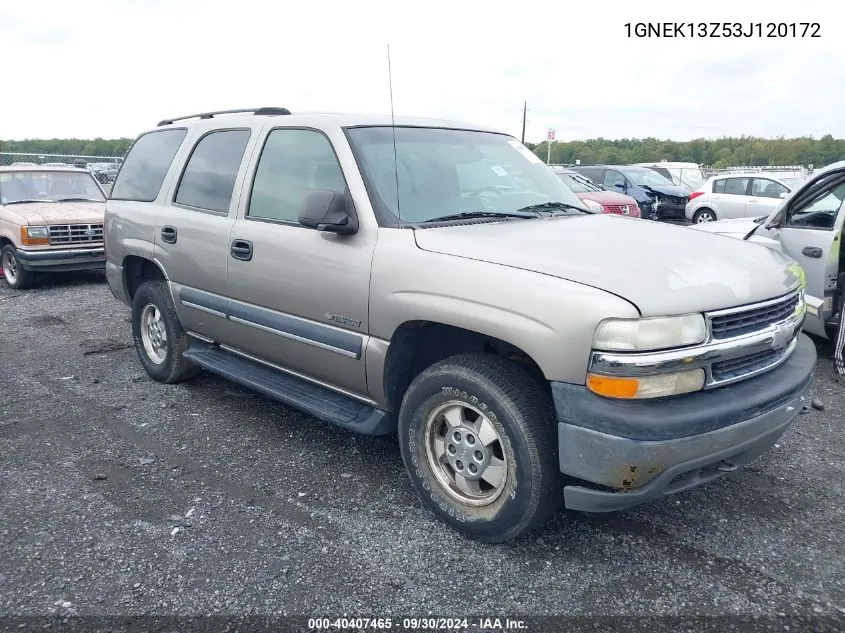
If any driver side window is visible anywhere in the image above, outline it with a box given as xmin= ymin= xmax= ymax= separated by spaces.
xmin=603 ymin=170 xmax=625 ymax=188
xmin=784 ymin=182 xmax=845 ymax=230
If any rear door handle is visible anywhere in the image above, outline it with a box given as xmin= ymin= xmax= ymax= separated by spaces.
xmin=161 ymin=226 xmax=177 ymax=244
xmin=230 ymin=239 xmax=253 ymax=261
xmin=802 ymin=246 xmax=823 ymax=258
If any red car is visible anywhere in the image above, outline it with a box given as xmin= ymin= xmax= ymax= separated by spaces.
xmin=553 ymin=168 xmax=641 ymax=217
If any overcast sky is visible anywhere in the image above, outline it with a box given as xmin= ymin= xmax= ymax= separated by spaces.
xmin=1 ymin=0 xmax=842 ymax=142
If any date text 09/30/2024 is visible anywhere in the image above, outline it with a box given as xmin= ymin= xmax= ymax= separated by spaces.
xmin=308 ymin=617 xmax=527 ymax=631
xmin=625 ymin=22 xmax=820 ymax=38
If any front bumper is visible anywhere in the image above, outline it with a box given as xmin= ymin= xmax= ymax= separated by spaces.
xmin=553 ymin=333 xmax=816 ymax=512
xmin=16 ymin=247 xmax=106 ymax=273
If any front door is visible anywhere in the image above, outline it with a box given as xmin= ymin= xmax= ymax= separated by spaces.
xmin=224 ymin=127 xmax=376 ymax=397
xmin=746 ymin=177 xmax=789 ymax=217
xmin=767 ymin=175 xmax=845 ymax=336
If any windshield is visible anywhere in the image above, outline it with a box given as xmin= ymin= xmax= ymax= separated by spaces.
xmin=558 ymin=172 xmax=602 ymax=193
xmin=676 ymin=168 xmax=704 ymax=190
xmin=346 ymin=126 xmax=586 ymax=223
xmin=619 ymin=167 xmax=676 ymax=188
xmin=0 ymin=170 xmax=105 ymax=204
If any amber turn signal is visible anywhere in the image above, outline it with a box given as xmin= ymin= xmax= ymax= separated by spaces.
xmin=20 ymin=226 xmax=50 ymax=246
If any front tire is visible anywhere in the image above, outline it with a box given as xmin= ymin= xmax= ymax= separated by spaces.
xmin=1 ymin=245 xmax=35 ymax=290
xmin=398 ymin=353 xmax=563 ymax=543
xmin=693 ymin=208 xmax=717 ymax=223
xmin=131 ymin=280 xmax=200 ymax=383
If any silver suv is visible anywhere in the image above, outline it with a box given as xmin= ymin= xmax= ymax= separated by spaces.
xmin=104 ymin=107 xmax=816 ymax=543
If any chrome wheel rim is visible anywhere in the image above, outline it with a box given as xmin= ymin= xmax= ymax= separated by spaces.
xmin=140 ymin=304 xmax=168 ymax=364
xmin=696 ymin=212 xmax=714 ymax=223
xmin=2 ymin=251 xmax=18 ymax=284
xmin=423 ymin=400 xmax=509 ymax=507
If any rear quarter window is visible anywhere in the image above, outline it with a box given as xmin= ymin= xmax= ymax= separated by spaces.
xmin=111 ymin=129 xmax=188 ymax=202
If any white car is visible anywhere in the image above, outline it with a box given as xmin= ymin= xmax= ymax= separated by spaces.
xmin=690 ymin=160 xmax=845 ymax=339
xmin=685 ymin=174 xmax=792 ymax=224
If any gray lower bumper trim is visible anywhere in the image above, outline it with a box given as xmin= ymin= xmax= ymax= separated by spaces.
xmin=560 ymin=385 xmax=808 ymax=512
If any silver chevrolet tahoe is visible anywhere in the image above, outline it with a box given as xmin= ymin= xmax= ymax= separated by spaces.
xmin=104 ymin=107 xmax=816 ymax=543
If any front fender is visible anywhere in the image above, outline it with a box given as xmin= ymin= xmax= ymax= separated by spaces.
xmin=367 ymin=230 xmax=639 ymax=387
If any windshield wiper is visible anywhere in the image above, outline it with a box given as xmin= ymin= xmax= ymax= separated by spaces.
xmin=55 ymin=197 xmax=103 ymax=203
xmin=516 ymin=202 xmax=591 ymax=215
xmin=422 ymin=211 xmax=537 ymax=223
xmin=1 ymin=199 xmax=52 ymax=205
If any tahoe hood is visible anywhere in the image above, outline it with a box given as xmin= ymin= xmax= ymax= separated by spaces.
xmin=413 ymin=214 xmax=802 ymax=317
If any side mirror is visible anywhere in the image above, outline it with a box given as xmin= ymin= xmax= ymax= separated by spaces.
xmin=613 ymin=182 xmax=626 ymax=191
xmin=779 ymin=192 xmax=789 ymax=199
xmin=298 ymin=189 xmax=358 ymax=235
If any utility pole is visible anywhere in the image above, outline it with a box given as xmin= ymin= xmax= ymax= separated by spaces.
xmin=521 ymin=102 xmax=527 ymax=144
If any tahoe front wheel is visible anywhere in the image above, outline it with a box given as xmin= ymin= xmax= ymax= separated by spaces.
xmin=398 ymin=353 xmax=563 ymax=543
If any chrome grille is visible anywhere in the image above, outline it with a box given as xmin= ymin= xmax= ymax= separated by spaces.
xmin=710 ymin=347 xmax=787 ymax=383
xmin=48 ymin=223 xmax=104 ymax=245
xmin=709 ymin=291 xmax=801 ymax=340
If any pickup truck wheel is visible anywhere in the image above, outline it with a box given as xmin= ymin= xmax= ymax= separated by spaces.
xmin=131 ymin=280 xmax=200 ymax=384
xmin=398 ymin=353 xmax=562 ymax=543
xmin=1 ymin=245 xmax=35 ymax=290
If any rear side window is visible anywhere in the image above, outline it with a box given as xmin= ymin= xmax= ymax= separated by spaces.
xmin=111 ymin=129 xmax=187 ymax=202
xmin=174 ymin=129 xmax=251 ymax=213
xmin=713 ymin=177 xmax=749 ymax=195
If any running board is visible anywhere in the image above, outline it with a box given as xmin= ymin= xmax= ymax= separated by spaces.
xmin=183 ymin=343 xmax=393 ymax=436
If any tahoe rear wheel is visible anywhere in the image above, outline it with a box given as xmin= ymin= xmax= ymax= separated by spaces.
xmin=131 ymin=280 xmax=200 ymax=383
xmin=693 ymin=209 xmax=717 ymax=223
xmin=1 ymin=245 xmax=35 ymax=290
xmin=398 ymin=353 xmax=563 ymax=543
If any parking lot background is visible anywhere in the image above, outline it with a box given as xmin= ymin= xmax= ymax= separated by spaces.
xmin=1 ymin=274 xmax=844 ymax=624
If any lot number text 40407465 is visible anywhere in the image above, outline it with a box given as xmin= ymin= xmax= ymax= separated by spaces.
xmin=624 ymin=22 xmax=820 ymax=38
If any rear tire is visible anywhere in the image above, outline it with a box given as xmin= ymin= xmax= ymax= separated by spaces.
xmin=397 ymin=353 xmax=563 ymax=543
xmin=693 ymin=208 xmax=717 ymax=223
xmin=131 ymin=280 xmax=200 ymax=383
xmin=1 ymin=245 xmax=35 ymax=290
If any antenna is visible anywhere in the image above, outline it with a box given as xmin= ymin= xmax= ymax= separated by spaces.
xmin=387 ymin=44 xmax=401 ymax=224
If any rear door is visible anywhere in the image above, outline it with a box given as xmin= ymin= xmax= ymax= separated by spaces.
xmin=746 ymin=177 xmax=789 ymax=217
xmin=154 ymin=127 xmax=257 ymax=343
xmin=710 ymin=176 xmax=752 ymax=219
xmin=769 ymin=175 xmax=845 ymax=335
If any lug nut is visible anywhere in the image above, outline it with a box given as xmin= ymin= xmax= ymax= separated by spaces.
xmin=474 ymin=450 xmax=483 ymax=461
xmin=456 ymin=460 xmax=464 ymax=470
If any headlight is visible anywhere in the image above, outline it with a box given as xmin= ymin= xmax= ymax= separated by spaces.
xmin=20 ymin=225 xmax=50 ymax=246
xmin=581 ymin=199 xmax=604 ymax=213
xmin=587 ymin=369 xmax=706 ymax=399
xmin=26 ymin=226 xmax=49 ymax=239
xmin=593 ymin=314 xmax=706 ymax=351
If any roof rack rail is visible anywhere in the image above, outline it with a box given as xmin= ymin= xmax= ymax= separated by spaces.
xmin=157 ymin=107 xmax=291 ymax=127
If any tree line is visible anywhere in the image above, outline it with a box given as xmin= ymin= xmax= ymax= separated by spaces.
xmin=2 ymin=135 xmax=844 ymax=169
xmin=525 ymin=135 xmax=845 ymax=169
xmin=0 ymin=138 xmax=134 ymax=158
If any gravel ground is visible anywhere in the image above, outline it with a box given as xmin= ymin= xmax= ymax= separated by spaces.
xmin=1 ymin=274 xmax=844 ymax=630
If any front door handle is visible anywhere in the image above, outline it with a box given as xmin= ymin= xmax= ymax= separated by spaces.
xmin=802 ymin=246 xmax=823 ymax=258
xmin=230 ymin=239 xmax=253 ymax=261
xmin=161 ymin=226 xmax=177 ymax=244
